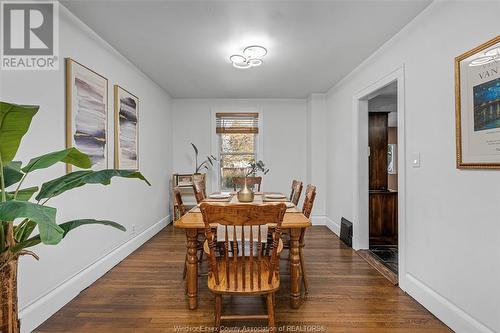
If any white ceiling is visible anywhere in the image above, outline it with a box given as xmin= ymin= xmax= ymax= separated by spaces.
xmin=61 ymin=0 xmax=431 ymax=98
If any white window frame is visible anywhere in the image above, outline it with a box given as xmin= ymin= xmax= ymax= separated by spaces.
xmin=210 ymin=109 xmax=264 ymax=192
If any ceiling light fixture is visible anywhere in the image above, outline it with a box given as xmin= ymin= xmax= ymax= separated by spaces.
xmin=229 ymin=45 xmax=267 ymax=69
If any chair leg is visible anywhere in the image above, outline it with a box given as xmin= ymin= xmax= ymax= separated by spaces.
xmin=267 ymin=293 xmax=275 ymax=332
xmin=299 ymin=247 xmax=309 ymax=294
xmin=215 ymin=295 xmax=222 ymax=332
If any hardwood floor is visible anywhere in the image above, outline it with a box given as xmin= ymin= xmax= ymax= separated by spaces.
xmin=35 ymin=225 xmax=451 ymax=333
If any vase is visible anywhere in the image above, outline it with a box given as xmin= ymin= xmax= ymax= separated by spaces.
xmin=1 ymin=259 xmax=20 ymax=333
xmin=237 ymin=178 xmax=254 ymax=202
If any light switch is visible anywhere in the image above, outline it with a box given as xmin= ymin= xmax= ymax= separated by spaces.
xmin=411 ymin=152 xmax=421 ymax=168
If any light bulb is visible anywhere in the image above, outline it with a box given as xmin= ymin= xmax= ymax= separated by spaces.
xmin=229 ymin=54 xmax=246 ymax=63
xmin=243 ymin=45 xmax=267 ymax=59
xmin=247 ymin=58 xmax=263 ymax=67
xmin=233 ymin=61 xmax=251 ymax=69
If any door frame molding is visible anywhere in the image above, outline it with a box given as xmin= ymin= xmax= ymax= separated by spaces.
xmin=351 ymin=65 xmax=407 ymax=289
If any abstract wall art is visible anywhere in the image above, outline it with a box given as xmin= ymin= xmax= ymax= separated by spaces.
xmin=66 ymin=58 xmax=108 ymax=172
xmin=455 ymin=36 xmax=500 ymax=169
xmin=114 ymin=85 xmax=139 ymax=170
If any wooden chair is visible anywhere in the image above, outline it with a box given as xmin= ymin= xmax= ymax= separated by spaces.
xmin=199 ymin=203 xmax=286 ymax=332
xmin=172 ymin=186 xmax=187 ymax=221
xmin=232 ymin=177 xmax=262 ymax=192
xmin=299 ymin=184 xmax=316 ymax=294
xmin=193 ymin=178 xmax=206 ymax=203
xmin=289 ymin=180 xmax=303 ymax=206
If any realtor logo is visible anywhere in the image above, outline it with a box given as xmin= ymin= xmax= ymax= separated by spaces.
xmin=1 ymin=1 xmax=59 ymax=70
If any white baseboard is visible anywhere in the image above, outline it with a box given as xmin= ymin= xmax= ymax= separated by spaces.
xmin=325 ymin=216 xmax=340 ymax=236
xmin=405 ymin=273 xmax=495 ymax=333
xmin=19 ymin=216 xmax=170 ymax=333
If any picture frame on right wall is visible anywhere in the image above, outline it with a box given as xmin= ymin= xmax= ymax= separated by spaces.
xmin=114 ymin=85 xmax=139 ymax=170
xmin=455 ymin=35 xmax=500 ymax=169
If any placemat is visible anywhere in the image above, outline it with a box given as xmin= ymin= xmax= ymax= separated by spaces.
xmin=202 ymin=196 xmax=232 ymax=202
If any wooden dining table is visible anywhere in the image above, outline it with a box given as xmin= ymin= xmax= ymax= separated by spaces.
xmin=174 ymin=192 xmax=311 ymax=310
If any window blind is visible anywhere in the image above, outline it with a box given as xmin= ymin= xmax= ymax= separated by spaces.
xmin=216 ymin=113 xmax=259 ymax=134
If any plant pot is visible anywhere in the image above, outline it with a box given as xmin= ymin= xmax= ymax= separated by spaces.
xmin=1 ymin=259 xmax=20 ymax=333
xmin=237 ymin=179 xmax=254 ymax=202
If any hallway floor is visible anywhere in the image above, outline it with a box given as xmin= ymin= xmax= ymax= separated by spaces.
xmin=370 ymin=245 xmax=398 ymax=274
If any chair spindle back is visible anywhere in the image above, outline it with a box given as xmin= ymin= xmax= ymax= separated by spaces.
xmin=172 ymin=186 xmax=187 ymax=219
xmin=200 ymin=203 xmax=286 ymax=291
xmin=193 ymin=178 xmax=206 ymax=203
xmin=232 ymin=177 xmax=262 ymax=192
xmin=289 ymin=180 xmax=303 ymax=206
xmin=302 ymin=184 xmax=317 ymax=219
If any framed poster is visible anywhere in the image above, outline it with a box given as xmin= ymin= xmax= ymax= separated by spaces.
xmin=114 ymin=85 xmax=139 ymax=170
xmin=455 ymin=36 xmax=500 ymax=169
xmin=66 ymin=58 xmax=108 ymax=172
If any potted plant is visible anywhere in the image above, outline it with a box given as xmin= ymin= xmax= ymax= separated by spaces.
xmin=0 ymin=102 xmax=150 ymax=333
xmin=191 ymin=143 xmax=216 ymax=174
xmin=237 ymin=160 xmax=269 ymax=202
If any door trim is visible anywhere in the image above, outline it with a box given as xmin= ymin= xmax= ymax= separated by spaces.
xmin=351 ymin=65 xmax=406 ymax=290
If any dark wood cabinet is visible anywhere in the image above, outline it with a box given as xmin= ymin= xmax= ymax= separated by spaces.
xmin=369 ymin=191 xmax=398 ymax=246
xmin=369 ymin=113 xmax=388 ymax=190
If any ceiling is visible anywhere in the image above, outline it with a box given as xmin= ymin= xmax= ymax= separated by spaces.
xmin=61 ymin=0 xmax=431 ymax=98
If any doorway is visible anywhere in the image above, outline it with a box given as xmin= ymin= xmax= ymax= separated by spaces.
xmin=351 ymin=66 xmax=406 ymax=289
xmin=367 ymin=82 xmax=399 ymax=276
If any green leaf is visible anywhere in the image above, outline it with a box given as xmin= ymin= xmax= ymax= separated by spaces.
xmin=0 ymin=201 xmax=62 ymax=245
xmin=83 ymin=170 xmax=151 ymax=186
xmin=12 ymin=219 xmax=126 ymax=252
xmin=13 ymin=186 xmax=39 ymax=201
xmin=15 ymin=219 xmax=36 ymax=242
xmin=0 ymin=102 xmax=39 ymax=164
xmin=22 ymin=147 xmax=92 ymax=173
xmin=191 ymin=143 xmax=198 ymax=155
xmin=3 ymin=161 xmax=24 ymax=187
xmin=36 ymin=169 xmax=151 ymax=201
xmin=59 ymin=219 xmax=126 ymax=234
xmin=1 ymin=186 xmax=39 ymax=201
xmin=35 ymin=170 xmax=93 ymax=201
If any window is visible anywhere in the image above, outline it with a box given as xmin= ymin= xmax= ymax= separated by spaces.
xmin=216 ymin=113 xmax=258 ymax=190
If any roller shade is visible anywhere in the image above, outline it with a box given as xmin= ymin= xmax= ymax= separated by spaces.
xmin=216 ymin=113 xmax=259 ymax=134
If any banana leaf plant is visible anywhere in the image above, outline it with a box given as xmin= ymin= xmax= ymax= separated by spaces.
xmin=191 ymin=143 xmax=217 ymax=173
xmin=0 ymin=101 xmax=150 ymax=333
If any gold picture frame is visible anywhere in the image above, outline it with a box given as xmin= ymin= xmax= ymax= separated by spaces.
xmin=114 ymin=85 xmax=139 ymax=170
xmin=65 ymin=58 xmax=108 ymax=173
xmin=455 ymin=35 xmax=500 ymax=169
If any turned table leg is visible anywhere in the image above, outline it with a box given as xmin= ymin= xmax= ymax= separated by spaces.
xmin=186 ymin=228 xmax=198 ymax=310
xmin=289 ymin=227 xmax=302 ymax=309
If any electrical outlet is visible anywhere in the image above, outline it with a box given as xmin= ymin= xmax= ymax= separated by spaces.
xmin=131 ymin=224 xmax=136 ymax=234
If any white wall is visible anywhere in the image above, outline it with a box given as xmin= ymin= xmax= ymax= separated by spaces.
xmin=0 ymin=6 xmax=172 ymax=332
xmin=172 ymin=98 xmax=311 ymax=203
xmin=325 ymin=1 xmax=499 ymax=333
xmin=306 ymin=94 xmax=328 ymax=224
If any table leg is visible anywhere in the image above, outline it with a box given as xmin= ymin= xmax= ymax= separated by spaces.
xmin=186 ymin=228 xmax=198 ymax=310
xmin=289 ymin=227 xmax=301 ymax=309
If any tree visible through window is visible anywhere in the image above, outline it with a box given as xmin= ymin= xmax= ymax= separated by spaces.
xmin=219 ymin=133 xmax=256 ymax=190
xmin=216 ymin=112 xmax=259 ymax=190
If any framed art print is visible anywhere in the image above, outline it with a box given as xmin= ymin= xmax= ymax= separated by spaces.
xmin=114 ymin=85 xmax=139 ymax=170
xmin=455 ymin=36 xmax=500 ymax=169
xmin=66 ymin=58 xmax=108 ymax=172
